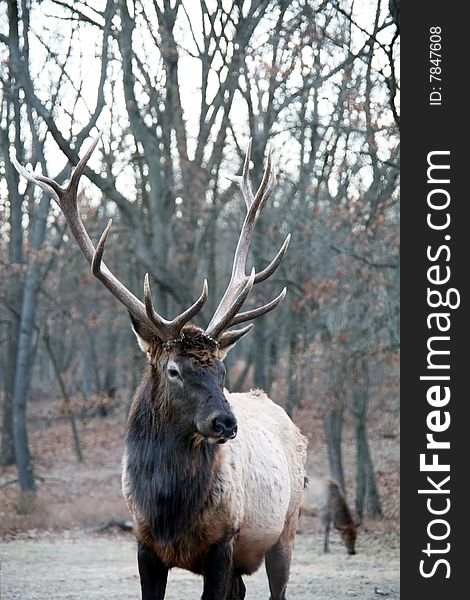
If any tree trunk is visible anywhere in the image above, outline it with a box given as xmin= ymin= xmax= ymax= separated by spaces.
xmin=355 ymin=418 xmax=383 ymax=519
xmin=323 ymin=405 xmax=345 ymax=493
xmin=351 ymin=354 xmax=383 ymax=520
xmin=285 ymin=314 xmax=300 ymax=418
xmin=1 ymin=320 xmax=18 ymax=465
xmin=83 ymin=322 xmax=102 ymax=394
xmin=0 ymin=102 xmax=23 ymax=465
xmin=252 ymin=318 xmax=267 ymax=390
xmin=104 ymin=329 xmax=117 ymax=399
xmin=43 ymin=331 xmax=84 ymax=462
xmin=12 ymin=191 xmax=52 ymax=510
xmin=266 ymin=336 xmax=278 ymax=394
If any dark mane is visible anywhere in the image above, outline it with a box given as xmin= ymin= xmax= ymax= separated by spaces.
xmin=126 ymin=370 xmax=219 ymax=545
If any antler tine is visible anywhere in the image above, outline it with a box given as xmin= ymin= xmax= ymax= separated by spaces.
xmin=13 ymin=136 xmax=101 ymax=215
xmin=206 ymin=269 xmax=256 ymax=339
xmin=225 ymin=138 xmax=254 ymax=208
xmin=90 ymin=221 xmax=162 ymax=331
xmin=66 ymin=135 xmax=101 ymax=201
xmin=91 ymin=218 xmax=112 ymax=276
xmin=240 ymin=138 xmax=254 ymax=208
xmin=143 ymin=273 xmax=176 ymax=337
xmin=11 ymin=155 xmax=62 ymax=204
xmin=218 ymin=324 xmax=254 ymax=349
xmin=254 ymin=233 xmax=290 ymax=284
xmin=144 ymin=274 xmax=209 ymax=339
xmin=170 ymin=279 xmax=208 ymax=332
xmin=252 ymin=145 xmax=275 ymax=212
xmin=229 ymin=287 xmax=287 ymax=327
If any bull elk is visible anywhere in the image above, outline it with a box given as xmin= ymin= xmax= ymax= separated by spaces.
xmin=301 ymin=477 xmax=359 ymax=555
xmin=13 ymin=139 xmax=307 ymax=600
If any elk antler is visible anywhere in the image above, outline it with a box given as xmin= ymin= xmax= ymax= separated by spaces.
xmin=205 ymin=140 xmax=289 ymax=342
xmin=11 ymin=137 xmax=207 ymax=342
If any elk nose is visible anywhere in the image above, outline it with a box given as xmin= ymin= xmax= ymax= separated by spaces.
xmin=212 ymin=414 xmax=238 ymax=440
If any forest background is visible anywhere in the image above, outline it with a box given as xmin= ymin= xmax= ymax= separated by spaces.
xmin=0 ymin=0 xmax=399 ymax=530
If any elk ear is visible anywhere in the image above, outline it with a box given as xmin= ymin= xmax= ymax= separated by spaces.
xmin=129 ymin=312 xmax=157 ymax=354
xmin=217 ymin=324 xmax=253 ymax=361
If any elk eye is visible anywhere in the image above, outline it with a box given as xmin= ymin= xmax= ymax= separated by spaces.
xmin=167 ymin=364 xmax=181 ymax=380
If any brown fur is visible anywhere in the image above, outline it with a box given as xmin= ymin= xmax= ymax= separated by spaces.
xmin=339 ymin=522 xmax=357 ymax=553
xmin=144 ymin=325 xmax=219 ymax=367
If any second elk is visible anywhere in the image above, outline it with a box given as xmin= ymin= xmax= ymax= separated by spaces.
xmin=302 ymin=477 xmax=359 ymax=555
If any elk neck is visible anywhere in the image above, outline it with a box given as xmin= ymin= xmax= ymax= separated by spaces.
xmin=125 ymin=366 xmax=222 ymax=545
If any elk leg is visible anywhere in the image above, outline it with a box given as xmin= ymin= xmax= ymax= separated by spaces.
xmin=265 ymin=540 xmax=292 ymax=600
xmin=323 ymin=520 xmax=331 ymax=553
xmin=201 ymin=537 xmax=233 ymax=600
xmin=265 ymin=509 xmax=298 ymax=600
xmin=228 ymin=571 xmax=246 ymax=600
xmin=137 ymin=541 xmax=168 ymax=600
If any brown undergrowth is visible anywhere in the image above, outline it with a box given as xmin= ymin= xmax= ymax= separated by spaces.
xmin=0 ymin=395 xmax=399 ymax=538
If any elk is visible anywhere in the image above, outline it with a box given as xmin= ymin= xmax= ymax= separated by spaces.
xmin=301 ymin=477 xmax=358 ymax=555
xmin=13 ymin=139 xmax=307 ymax=600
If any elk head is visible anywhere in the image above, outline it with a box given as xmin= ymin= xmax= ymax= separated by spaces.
xmin=335 ymin=522 xmax=358 ymax=555
xmin=12 ymin=138 xmax=289 ymax=443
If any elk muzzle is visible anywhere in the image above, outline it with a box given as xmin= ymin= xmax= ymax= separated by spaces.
xmin=196 ymin=404 xmax=238 ymax=444
xmin=211 ymin=413 xmax=238 ymax=443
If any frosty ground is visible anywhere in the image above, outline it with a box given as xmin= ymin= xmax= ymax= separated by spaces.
xmin=0 ymin=406 xmax=399 ymax=599
xmin=0 ymin=528 xmax=399 ymax=600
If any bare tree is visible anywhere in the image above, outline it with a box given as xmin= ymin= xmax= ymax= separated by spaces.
xmin=0 ymin=0 xmax=399 ymax=514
